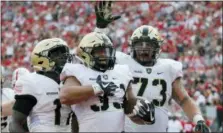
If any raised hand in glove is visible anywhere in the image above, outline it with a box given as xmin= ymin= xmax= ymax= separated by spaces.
xmin=92 ymin=75 xmax=118 ymax=96
xmin=95 ymin=1 xmax=121 ymax=28
xmin=194 ymin=120 xmax=211 ymax=133
xmin=128 ymin=98 xmax=155 ymax=125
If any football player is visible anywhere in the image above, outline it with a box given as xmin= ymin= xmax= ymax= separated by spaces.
xmin=1 ymin=67 xmax=30 ymax=132
xmin=59 ymin=32 xmax=155 ymax=132
xmin=2 ymin=67 xmax=30 ymax=116
xmin=9 ymin=38 xmax=73 ymax=132
xmin=1 ymin=69 xmax=15 ymax=132
xmin=94 ymin=1 xmax=210 ymax=132
xmin=12 ymin=67 xmax=30 ymax=89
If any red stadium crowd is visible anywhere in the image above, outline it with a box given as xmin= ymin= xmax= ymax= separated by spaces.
xmin=1 ymin=1 xmax=222 ymax=132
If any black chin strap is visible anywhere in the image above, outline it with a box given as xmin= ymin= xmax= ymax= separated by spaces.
xmin=92 ymin=66 xmax=107 ymax=73
xmin=135 ymin=58 xmax=155 ymax=67
xmin=132 ymin=51 xmax=156 ymax=67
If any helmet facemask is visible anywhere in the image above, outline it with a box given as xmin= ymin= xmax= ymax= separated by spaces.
xmin=81 ymin=44 xmax=116 ymax=72
xmin=35 ymin=45 xmax=72 ymax=74
xmin=48 ymin=45 xmax=73 ymax=73
xmin=131 ymin=37 xmax=161 ymax=66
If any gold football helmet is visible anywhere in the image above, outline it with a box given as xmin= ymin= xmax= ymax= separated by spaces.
xmin=130 ymin=25 xmax=163 ymax=66
xmin=76 ymin=32 xmax=116 ymax=72
xmin=31 ymin=38 xmax=72 ymax=73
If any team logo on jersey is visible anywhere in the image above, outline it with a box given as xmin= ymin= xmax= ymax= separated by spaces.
xmin=102 ymin=75 xmax=108 ymax=80
xmin=157 ymin=72 xmax=163 ymax=75
xmin=112 ymin=77 xmax=117 ymax=80
xmin=146 ymin=68 xmax=152 ymax=74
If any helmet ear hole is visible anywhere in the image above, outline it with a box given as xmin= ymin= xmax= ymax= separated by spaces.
xmin=38 ymin=61 xmax=43 ymax=64
xmin=81 ymin=55 xmax=86 ymax=59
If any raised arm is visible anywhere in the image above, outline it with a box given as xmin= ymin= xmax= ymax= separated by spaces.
xmin=94 ymin=1 xmax=121 ymax=34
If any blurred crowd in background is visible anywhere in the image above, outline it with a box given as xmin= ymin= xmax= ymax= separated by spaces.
xmin=1 ymin=1 xmax=222 ymax=132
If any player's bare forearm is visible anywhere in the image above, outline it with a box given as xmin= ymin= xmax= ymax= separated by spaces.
xmin=172 ymin=78 xmax=201 ymax=121
xmin=60 ymin=85 xmax=95 ymax=105
xmin=123 ymin=85 xmax=136 ymax=114
xmin=60 ymin=76 xmax=95 ymax=105
xmin=124 ymin=97 xmax=153 ymax=125
xmin=124 ymin=98 xmax=145 ymax=125
xmin=124 ymin=85 xmax=147 ymax=125
xmin=2 ymin=100 xmax=15 ymax=116
xmin=180 ymin=97 xmax=201 ymax=121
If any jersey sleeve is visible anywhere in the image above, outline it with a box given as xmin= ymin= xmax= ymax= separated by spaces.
xmin=60 ymin=63 xmax=76 ymax=81
xmin=3 ymin=88 xmax=15 ymax=101
xmin=115 ymin=51 xmax=131 ymax=65
xmin=60 ymin=63 xmax=84 ymax=83
xmin=170 ymin=60 xmax=183 ymax=82
xmin=125 ymin=65 xmax=133 ymax=83
xmin=117 ymin=64 xmax=133 ymax=89
xmin=14 ymin=75 xmax=36 ymax=96
xmin=7 ymin=89 xmax=15 ymax=100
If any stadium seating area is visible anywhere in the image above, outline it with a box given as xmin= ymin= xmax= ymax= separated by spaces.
xmin=1 ymin=1 xmax=222 ymax=132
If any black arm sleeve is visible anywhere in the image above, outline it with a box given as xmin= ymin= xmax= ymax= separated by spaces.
xmin=9 ymin=110 xmax=29 ymax=132
xmin=9 ymin=94 xmax=37 ymax=132
xmin=13 ymin=94 xmax=37 ymax=115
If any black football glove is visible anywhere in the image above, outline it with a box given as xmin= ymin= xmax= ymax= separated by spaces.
xmin=95 ymin=1 xmax=121 ymax=28
xmin=194 ymin=120 xmax=211 ymax=133
xmin=128 ymin=98 xmax=155 ymax=125
xmin=96 ymin=75 xmax=118 ymax=96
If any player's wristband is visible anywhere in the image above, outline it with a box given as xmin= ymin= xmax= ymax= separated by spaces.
xmin=92 ymin=84 xmax=103 ymax=96
xmin=193 ymin=114 xmax=204 ymax=124
xmin=127 ymin=113 xmax=137 ymax=119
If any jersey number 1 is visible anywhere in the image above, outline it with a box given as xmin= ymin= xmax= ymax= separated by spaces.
xmin=53 ymin=99 xmax=61 ymax=125
xmin=53 ymin=99 xmax=72 ymax=125
xmin=133 ymin=77 xmax=167 ymax=107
